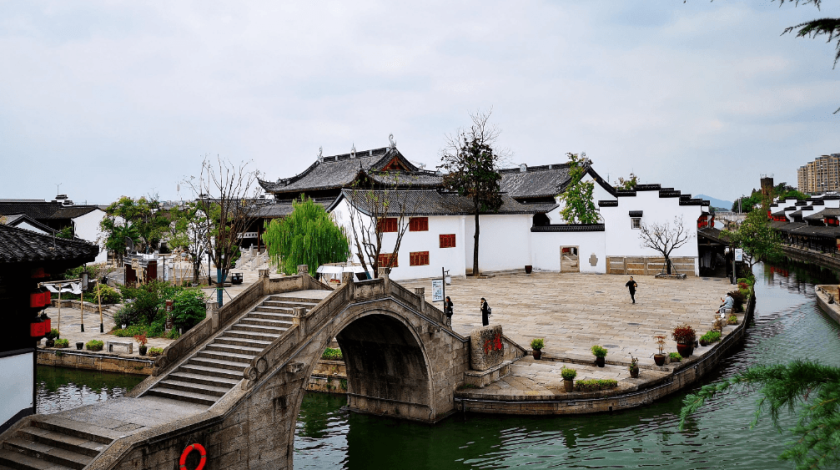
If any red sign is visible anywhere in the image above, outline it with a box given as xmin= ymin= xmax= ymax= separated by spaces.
xmin=483 ymin=333 xmax=504 ymax=355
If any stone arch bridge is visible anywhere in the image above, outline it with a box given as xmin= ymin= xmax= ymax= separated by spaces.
xmin=0 ymin=269 xmax=520 ymax=469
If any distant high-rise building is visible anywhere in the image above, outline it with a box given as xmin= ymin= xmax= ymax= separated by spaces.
xmin=798 ymin=154 xmax=840 ymax=194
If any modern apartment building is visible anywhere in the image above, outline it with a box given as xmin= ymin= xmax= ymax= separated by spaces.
xmin=798 ymin=154 xmax=840 ymax=194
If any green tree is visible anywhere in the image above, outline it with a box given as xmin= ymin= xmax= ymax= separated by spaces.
xmin=680 ymin=360 xmax=840 ymax=470
xmin=262 ymin=196 xmax=350 ymax=276
xmin=439 ymin=110 xmax=504 ymax=276
xmin=56 ymin=225 xmax=75 ymax=239
xmin=613 ymin=172 xmax=639 ymax=190
xmin=559 ymin=153 xmax=600 ymax=224
xmin=722 ymin=209 xmax=783 ymax=270
xmin=101 ymin=196 xmax=170 ymax=254
xmin=99 ymin=218 xmax=140 ymax=266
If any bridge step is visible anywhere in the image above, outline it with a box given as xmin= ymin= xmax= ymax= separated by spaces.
xmin=189 ymin=357 xmax=250 ymax=371
xmin=214 ymin=336 xmax=272 ymax=348
xmin=235 ymin=324 xmax=287 ymax=335
xmin=178 ymin=364 xmax=243 ymax=381
xmin=225 ymin=329 xmax=281 ymax=342
xmin=238 ymin=318 xmax=293 ymax=328
xmin=16 ymin=427 xmax=106 ymax=458
xmin=144 ymin=388 xmax=219 ymax=406
xmin=0 ymin=448 xmax=75 ymax=470
xmin=168 ymin=372 xmax=241 ymax=388
xmin=248 ymin=311 xmax=294 ymax=320
xmin=196 ymin=350 xmax=256 ymax=364
xmin=205 ymin=343 xmax=264 ymax=355
xmin=266 ymin=297 xmax=321 ymax=305
xmin=1 ymin=437 xmax=91 ymax=469
xmin=32 ymin=417 xmax=120 ymax=444
xmin=157 ymin=380 xmax=232 ymax=397
xmin=253 ymin=305 xmax=302 ymax=314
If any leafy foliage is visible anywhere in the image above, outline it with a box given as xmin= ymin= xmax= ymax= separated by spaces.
xmin=321 ymin=348 xmax=344 ymax=360
xmin=613 ymin=172 xmax=639 ymax=190
xmin=85 ymin=340 xmax=104 ymax=351
xmin=439 ymin=110 xmax=504 ymax=276
xmin=669 ymin=352 xmax=682 ymax=362
xmin=672 ymin=324 xmax=696 ymax=344
xmin=45 ymin=329 xmax=59 ymax=340
xmin=168 ymin=200 xmax=211 ymax=283
xmin=170 ymin=289 xmax=207 ymax=332
xmin=723 ymin=209 xmax=783 ymax=269
xmin=263 ymin=196 xmax=350 ymax=276
xmin=54 ymin=339 xmax=69 ymax=348
xmin=638 ymin=216 xmax=693 ymax=274
xmin=149 ymin=347 xmax=164 ymax=357
xmin=561 ymin=367 xmax=577 ymax=380
xmin=89 ymin=284 xmax=122 ymax=304
xmin=530 ymin=338 xmax=545 ymax=350
xmin=680 ymin=360 xmax=840 ymax=469
xmin=101 ymin=196 xmax=170 ymax=256
xmin=559 ymin=153 xmax=599 ymax=224
xmin=56 ymin=226 xmax=75 ymax=239
xmin=700 ymin=330 xmax=722 ymax=343
xmin=591 ymin=345 xmax=608 ymax=358
xmin=575 ymin=379 xmax=618 ymax=391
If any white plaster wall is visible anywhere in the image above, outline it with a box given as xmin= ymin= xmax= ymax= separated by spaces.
xmin=600 ymin=190 xmax=702 ymax=274
xmin=73 ymin=209 xmax=107 ymax=263
xmin=15 ymin=222 xmax=49 ymax=235
xmin=531 ymin=230 xmax=606 ymax=273
xmin=464 ymin=214 xmax=533 ymax=273
xmin=0 ymin=352 xmax=33 ymax=428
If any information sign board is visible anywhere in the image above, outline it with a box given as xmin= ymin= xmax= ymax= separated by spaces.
xmin=432 ymin=280 xmax=444 ymax=302
xmin=734 ymin=248 xmax=744 ymax=262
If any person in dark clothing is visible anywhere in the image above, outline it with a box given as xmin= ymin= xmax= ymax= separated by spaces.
xmin=480 ymin=298 xmax=490 ymax=326
xmin=625 ymin=276 xmax=638 ymax=304
xmin=444 ymin=296 xmax=454 ymax=327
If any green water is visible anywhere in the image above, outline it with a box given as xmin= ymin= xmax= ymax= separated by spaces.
xmin=35 ymin=261 xmax=840 ymax=469
xmin=293 ymin=262 xmax=840 ymax=469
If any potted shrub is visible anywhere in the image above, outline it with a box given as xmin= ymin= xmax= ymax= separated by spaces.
xmin=54 ymin=338 xmax=69 ymax=349
xmin=653 ymin=335 xmax=667 ymax=366
xmin=531 ymin=338 xmax=545 ymax=360
xmin=148 ymin=347 xmax=164 ymax=357
xmin=728 ymin=314 xmax=738 ymax=325
xmin=44 ymin=329 xmax=59 ymax=348
xmin=591 ymin=345 xmax=608 ymax=367
xmin=561 ymin=367 xmax=576 ymax=392
xmin=700 ymin=330 xmax=721 ymax=345
xmin=672 ymin=324 xmax=696 ymax=358
xmin=669 ymin=352 xmax=682 ymax=363
xmin=628 ymin=355 xmax=640 ymax=378
xmin=135 ymin=334 xmax=148 ymax=356
xmin=86 ymin=340 xmax=104 ymax=352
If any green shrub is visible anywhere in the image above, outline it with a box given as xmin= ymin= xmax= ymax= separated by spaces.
xmin=148 ymin=347 xmax=164 ymax=357
xmin=561 ymin=367 xmax=577 ymax=380
xmin=171 ymin=289 xmax=207 ymax=332
xmin=575 ymin=379 xmax=618 ymax=392
xmin=591 ymin=345 xmax=608 ymax=358
xmin=119 ymin=281 xmax=183 ymax=325
xmin=166 ymin=328 xmax=181 ymax=340
xmin=45 ymin=328 xmax=60 ymax=340
xmin=700 ymin=330 xmax=722 ymax=343
xmin=85 ymin=284 xmax=122 ymax=304
xmin=54 ymin=338 xmax=69 ymax=348
xmin=530 ymin=338 xmax=545 ymax=351
xmin=113 ymin=305 xmax=142 ymax=328
xmin=112 ymin=324 xmax=149 ymax=337
xmin=86 ymin=340 xmax=104 ymax=351
xmin=64 ymin=265 xmax=98 ymax=281
xmin=321 ymin=348 xmax=343 ymax=360
xmin=669 ymin=352 xmax=682 ymax=362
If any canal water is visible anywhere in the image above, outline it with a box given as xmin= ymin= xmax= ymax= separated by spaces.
xmin=34 ymin=261 xmax=840 ymax=469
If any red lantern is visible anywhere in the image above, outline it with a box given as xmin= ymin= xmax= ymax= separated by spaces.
xmin=43 ymin=317 xmax=51 ymax=332
xmin=30 ymin=322 xmax=44 ymax=338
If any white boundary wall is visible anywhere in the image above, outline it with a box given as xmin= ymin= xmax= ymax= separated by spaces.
xmin=0 ymin=352 xmax=34 ymax=429
xmin=73 ymin=209 xmax=106 ymax=263
xmin=531 ymin=230 xmax=606 ymax=274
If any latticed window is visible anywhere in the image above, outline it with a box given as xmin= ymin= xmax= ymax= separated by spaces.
xmin=378 ymin=253 xmax=398 ymax=268
xmin=409 ymin=217 xmax=429 ymax=232
xmin=377 ymin=218 xmax=398 ymax=233
xmin=409 ymin=251 xmax=430 ymax=266
xmin=439 ymin=234 xmax=456 ymax=248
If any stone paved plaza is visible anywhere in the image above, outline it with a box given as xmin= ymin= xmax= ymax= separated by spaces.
xmin=402 ymin=272 xmax=735 ymax=367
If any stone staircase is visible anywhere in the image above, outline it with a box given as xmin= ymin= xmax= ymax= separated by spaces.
xmin=0 ymin=416 xmax=120 ymax=470
xmin=142 ymin=295 xmax=321 ymax=406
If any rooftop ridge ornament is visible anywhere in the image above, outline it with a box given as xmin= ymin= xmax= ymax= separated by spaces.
xmin=389 ymin=133 xmax=396 ymax=149
xmin=317 ymin=147 xmax=323 ymax=163
xmin=351 ymin=144 xmax=356 ymax=159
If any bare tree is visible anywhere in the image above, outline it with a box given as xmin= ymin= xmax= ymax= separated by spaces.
xmin=168 ymin=200 xmax=212 ymax=284
xmin=185 ymin=156 xmax=260 ymax=305
xmin=344 ymin=179 xmax=417 ymax=279
xmin=638 ymin=216 xmax=694 ymax=274
xmin=439 ymin=110 xmax=506 ymax=276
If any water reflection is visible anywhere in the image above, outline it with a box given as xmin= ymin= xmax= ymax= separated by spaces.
xmin=294 ymin=262 xmax=840 ymax=469
xmin=36 ymin=366 xmax=144 ymax=415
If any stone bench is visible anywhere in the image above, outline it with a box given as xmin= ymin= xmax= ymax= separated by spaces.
xmin=106 ymin=341 xmax=133 ymax=354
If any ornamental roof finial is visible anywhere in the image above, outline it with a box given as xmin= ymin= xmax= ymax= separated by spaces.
xmin=317 ymin=147 xmax=323 ymax=163
xmin=351 ymin=144 xmax=356 ymax=159
xmin=389 ymin=133 xmax=396 ymax=149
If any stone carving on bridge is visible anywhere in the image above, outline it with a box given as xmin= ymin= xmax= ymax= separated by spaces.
xmin=470 ymin=325 xmax=505 ymax=371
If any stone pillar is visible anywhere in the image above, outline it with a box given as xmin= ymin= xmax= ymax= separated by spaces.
xmin=206 ymin=300 xmax=219 ymax=332
xmin=297 ymin=265 xmax=308 ymax=275
xmin=380 ymin=267 xmax=391 ymax=292
xmin=414 ymin=287 xmax=426 ymax=313
xmin=258 ymin=268 xmax=269 ymax=279
xmin=342 ymin=271 xmax=355 ymax=299
xmin=293 ymin=307 xmax=306 ymax=337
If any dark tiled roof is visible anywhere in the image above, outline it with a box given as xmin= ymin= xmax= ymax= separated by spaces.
xmin=598 ymin=200 xmax=618 ymax=207
xmin=531 ymin=224 xmax=604 ymax=232
xmin=629 ymin=210 xmax=643 ymax=217
xmin=771 ymin=209 xmax=787 ymax=217
xmin=0 ymin=201 xmax=99 ymax=220
xmin=3 ymin=214 xmax=57 ymax=234
xmin=805 ymin=208 xmax=840 ymax=220
xmin=698 ymin=227 xmax=730 ymax=245
xmin=252 ymin=198 xmax=335 ymax=218
xmin=336 ymin=189 xmax=557 ymax=217
xmin=368 ymin=171 xmax=443 ymax=187
xmin=771 ymin=221 xmax=840 ymax=238
xmin=499 ymin=164 xmax=572 ymax=199
xmin=0 ymin=224 xmax=98 ymax=264
xmin=259 ymin=147 xmax=417 ymax=194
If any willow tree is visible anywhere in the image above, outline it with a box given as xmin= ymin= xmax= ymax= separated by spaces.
xmin=262 ymin=196 xmax=350 ymax=276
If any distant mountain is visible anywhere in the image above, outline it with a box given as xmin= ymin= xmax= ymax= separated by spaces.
xmin=695 ymin=194 xmax=733 ymax=211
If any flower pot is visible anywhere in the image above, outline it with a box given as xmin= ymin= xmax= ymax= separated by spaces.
xmin=525 ymin=265 xmax=533 ymax=274
xmin=533 ymin=349 xmax=542 ymax=360
xmin=654 ymin=354 xmax=666 ymax=366
xmin=139 ymin=346 xmax=147 ymax=356
xmin=630 ymin=368 xmax=640 ymax=378
xmin=76 ymin=342 xmax=83 ymax=350
xmin=699 ymin=338 xmax=709 ymax=347
xmin=45 ymin=339 xmax=55 ymax=348
xmin=677 ymin=343 xmax=693 ymax=358
xmin=595 ymin=356 xmax=605 ymax=367
xmin=563 ymin=379 xmax=574 ymax=393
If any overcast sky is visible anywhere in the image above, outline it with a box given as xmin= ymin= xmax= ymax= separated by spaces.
xmin=1 ymin=1 xmax=837 ymax=204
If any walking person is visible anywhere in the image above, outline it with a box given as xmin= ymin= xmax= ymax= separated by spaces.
xmin=480 ymin=297 xmax=491 ymax=327
xmin=444 ymin=296 xmax=454 ymax=328
xmin=625 ymin=276 xmax=638 ymax=304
